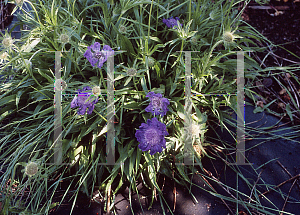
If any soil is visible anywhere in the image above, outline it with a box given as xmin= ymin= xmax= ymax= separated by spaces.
xmin=241 ymin=0 xmax=300 ymax=124
xmin=0 ymin=0 xmax=14 ymax=31
xmin=244 ymin=0 xmax=300 ymax=65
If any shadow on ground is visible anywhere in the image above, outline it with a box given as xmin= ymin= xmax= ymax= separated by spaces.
xmin=51 ymin=98 xmax=300 ymax=215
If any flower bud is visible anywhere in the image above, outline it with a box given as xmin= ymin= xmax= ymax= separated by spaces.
xmin=223 ymin=31 xmax=234 ymax=43
xmin=145 ymin=57 xmax=155 ymax=67
xmin=54 ymin=79 xmax=67 ymax=91
xmin=0 ymin=52 xmax=8 ymax=60
xmin=190 ymin=36 xmax=198 ymax=45
xmin=189 ymin=123 xmax=201 ymax=136
xmin=92 ymin=86 xmax=101 ymax=95
xmin=119 ymin=25 xmax=127 ymax=34
xmin=127 ymin=68 xmax=137 ymax=76
xmin=2 ymin=37 xmax=13 ymax=49
xmin=15 ymin=0 xmax=23 ymax=5
xmin=60 ymin=34 xmax=70 ymax=44
xmin=148 ymin=58 xmax=155 ymax=67
xmin=25 ymin=162 xmax=38 ymax=177
xmin=209 ymin=10 xmax=218 ymax=20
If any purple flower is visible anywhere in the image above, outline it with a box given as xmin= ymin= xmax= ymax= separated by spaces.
xmin=71 ymin=86 xmax=99 ymax=115
xmin=162 ymin=16 xmax=183 ymax=29
xmin=145 ymin=92 xmax=170 ymax=117
xmin=135 ymin=118 xmax=169 ymax=155
xmin=84 ymin=42 xmax=114 ymax=69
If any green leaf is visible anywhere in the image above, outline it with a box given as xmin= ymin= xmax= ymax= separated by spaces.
xmin=122 ymin=102 xmax=140 ymax=110
xmin=1 ymin=94 xmax=16 ymax=105
xmin=151 ymin=86 xmax=165 ymax=95
xmin=285 ymin=103 xmax=293 ymax=121
xmin=97 ymin=125 xmax=107 ymax=137
xmin=124 ymin=76 xmax=132 ymax=86
xmin=16 ymin=90 xmax=24 ymax=109
xmin=141 ymin=76 xmax=148 ymax=93
xmin=74 ymin=145 xmax=83 ymax=157
xmin=177 ymin=164 xmax=190 ymax=182
xmin=37 ymin=69 xmax=54 ymax=84
xmin=38 ymin=106 xmax=54 ymax=117
xmin=212 ymin=97 xmax=216 ymax=112
xmin=33 ymin=102 xmax=46 ymax=116
xmin=111 ymin=23 xmax=136 ymax=58
xmin=129 ymin=147 xmax=136 ymax=178
xmin=177 ymin=102 xmax=185 ymax=120
xmin=149 ymin=36 xmax=162 ymax=43
xmin=80 ymin=118 xmax=99 ymax=137
xmin=21 ymin=38 xmax=41 ymax=52
xmin=253 ymin=99 xmax=276 ymax=113
xmin=0 ymin=109 xmax=13 ymax=123
xmin=148 ymin=44 xmax=165 ymax=56
xmin=169 ymin=78 xmax=177 ymax=96
xmin=135 ymin=148 xmax=142 ymax=173
xmin=253 ymin=106 xmax=264 ymax=113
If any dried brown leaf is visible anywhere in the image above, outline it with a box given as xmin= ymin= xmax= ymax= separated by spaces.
xmin=279 ymin=89 xmax=286 ymax=95
xmin=256 ymin=101 xmax=264 ymax=108
xmin=278 ymin=102 xmax=286 ymax=109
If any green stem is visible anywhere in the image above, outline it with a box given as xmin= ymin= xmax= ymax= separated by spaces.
xmin=133 ymin=76 xmax=138 ymax=92
xmin=188 ymin=0 xmax=192 ymax=22
xmin=177 ymin=39 xmax=185 ymax=65
xmin=202 ymin=40 xmax=223 ymax=75
xmin=145 ymin=0 xmax=154 ymax=90
xmin=156 ymin=0 xmax=159 ymax=35
xmin=26 ymin=0 xmax=43 ymax=29
xmin=100 ymin=69 xmax=107 ymax=91
xmin=147 ymin=0 xmax=154 ymax=47
xmin=17 ymin=47 xmax=42 ymax=88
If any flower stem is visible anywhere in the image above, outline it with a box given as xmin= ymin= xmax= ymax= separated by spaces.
xmin=177 ymin=39 xmax=185 ymax=65
xmin=188 ymin=0 xmax=192 ymax=22
xmin=147 ymin=0 xmax=154 ymax=45
xmin=202 ymin=40 xmax=223 ymax=75
xmin=133 ymin=76 xmax=138 ymax=91
xmin=100 ymin=70 xmax=107 ymax=90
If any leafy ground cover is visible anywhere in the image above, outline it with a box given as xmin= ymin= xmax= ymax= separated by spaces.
xmin=0 ymin=0 xmax=299 ymax=214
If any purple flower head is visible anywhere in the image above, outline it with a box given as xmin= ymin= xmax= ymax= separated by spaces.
xmin=162 ymin=16 xmax=183 ymax=29
xmin=84 ymin=42 xmax=114 ymax=69
xmin=135 ymin=117 xmax=169 ymax=155
xmin=145 ymin=92 xmax=170 ymax=117
xmin=71 ymin=86 xmax=99 ymax=115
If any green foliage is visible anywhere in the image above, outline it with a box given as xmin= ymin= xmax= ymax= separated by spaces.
xmin=1 ymin=0 xmax=291 ymax=214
